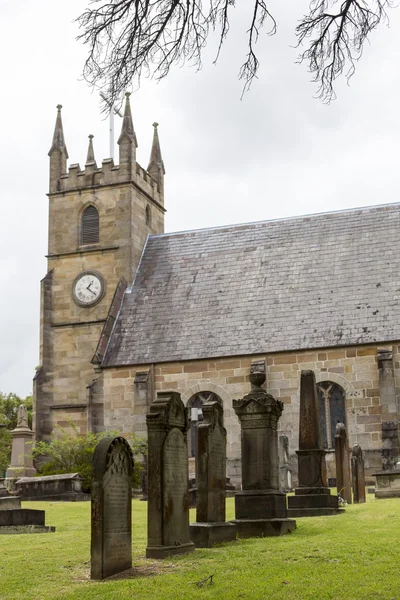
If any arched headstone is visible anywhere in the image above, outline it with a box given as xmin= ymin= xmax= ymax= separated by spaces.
xmin=91 ymin=437 xmax=133 ymax=580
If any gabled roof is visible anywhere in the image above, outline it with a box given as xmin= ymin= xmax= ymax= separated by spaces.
xmin=103 ymin=202 xmax=400 ymax=367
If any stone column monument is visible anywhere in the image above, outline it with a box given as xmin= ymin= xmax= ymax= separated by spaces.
xmin=351 ymin=444 xmax=366 ymax=504
xmin=6 ymin=405 xmax=36 ymax=478
xmin=146 ymin=391 xmax=195 ymax=558
xmin=279 ymin=435 xmax=293 ymax=493
xmin=189 ymin=401 xmax=236 ymax=547
xmin=287 ymin=370 xmax=340 ymax=517
xmin=334 ymin=422 xmax=352 ymax=504
xmin=231 ymin=363 xmax=296 ymax=538
xmin=91 ymin=436 xmax=133 ymax=580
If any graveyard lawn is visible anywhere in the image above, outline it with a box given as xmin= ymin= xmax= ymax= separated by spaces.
xmin=0 ymin=496 xmax=400 ymax=600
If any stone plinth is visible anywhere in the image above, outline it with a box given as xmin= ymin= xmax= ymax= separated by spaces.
xmin=0 ymin=508 xmax=55 ymax=534
xmin=288 ymin=370 xmax=340 ymax=518
xmin=189 ymin=401 xmax=236 ymax=547
xmin=374 ymin=467 xmax=400 ymax=498
xmin=0 ymin=496 xmax=21 ymax=510
xmin=91 ymin=437 xmax=134 ymax=580
xmin=351 ymin=444 xmax=366 ymax=503
xmin=335 ymin=423 xmax=352 ymax=504
xmin=6 ymin=406 xmax=36 ymax=478
xmin=146 ymin=392 xmax=195 ymax=558
xmin=231 ymin=364 xmax=296 ymax=538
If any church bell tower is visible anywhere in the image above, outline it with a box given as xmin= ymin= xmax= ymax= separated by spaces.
xmin=33 ymin=94 xmax=166 ymax=441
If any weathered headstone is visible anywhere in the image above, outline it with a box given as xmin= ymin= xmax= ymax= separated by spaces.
xmin=189 ymin=401 xmax=236 ymax=547
xmin=335 ymin=423 xmax=352 ymax=504
xmin=231 ymin=362 xmax=296 ymax=538
xmin=351 ymin=444 xmax=366 ymax=504
xmin=146 ymin=392 xmax=194 ymax=558
xmin=288 ymin=370 xmax=341 ymax=517
xmin=6 ymin=405 xmax=36 ymax=478
xmin=91 ymin=436 xmax=133 ymax=580
xmin=279 ymin=435 xmax=292 ymax=493
xmin=381 ymin=421 xmax=400 ymax=471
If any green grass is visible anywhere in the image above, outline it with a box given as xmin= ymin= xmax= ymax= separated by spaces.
xmin=1 ymin=496 xmax=400 ymax=600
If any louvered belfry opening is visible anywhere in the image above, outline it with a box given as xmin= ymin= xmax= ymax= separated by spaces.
xmin=81 ymin=205 xmax=99 ymax=245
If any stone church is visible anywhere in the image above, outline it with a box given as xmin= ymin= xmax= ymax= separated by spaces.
xmin=33 ymin=94 xmax=400 ymax=485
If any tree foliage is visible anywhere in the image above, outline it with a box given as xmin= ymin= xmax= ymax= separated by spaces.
xmin=77 ymin=0 xmax=394 ymax=104
xmin=33 ymin=425 xmax=147 ymax=492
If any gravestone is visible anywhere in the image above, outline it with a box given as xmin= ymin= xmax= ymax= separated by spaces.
xmin=146 ymin=391 xmax=194 ymax=558
xmin=288 ymin=370 xmax=341 ymax=517
xmin=231 ymin=362 xmax=296 ymax=538
xmin=335 ymin=423 xmax=352 ymax=504
xmin=381 ymin=421 xmax=400 ymax=471
xmin=351 ymin=444 xmax=366 ymax=503
xmin=279 ymin=435 xmax=292 ymax=493
xmin=91 ymin=436 xmax=133 ymax=580
xmin=189 ymin=401 xmax=236 ymax=547
xmin=6 ymin=405 xmax=36 ymax=478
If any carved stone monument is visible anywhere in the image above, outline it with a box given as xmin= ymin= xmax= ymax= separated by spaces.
xmin=91 ymin=436 xmax=134 ymax=580
xmin=351 ymin=444 xmax=366 ymax=503
xmin=146 ymin=392 xmax=195 ymax=558
xmin=279 ymin=435 xmax=292 ymax=493
xmin=334 ymin=423 xmax=352 ymax=504
xmin=231 ymin=362 xmax=296 ymax=538
xmin=288 ymin=370 xmax=341 ymax=517
xmin=6 ymin=405 xmax=36 ymax=478
xmin=189 ymin=401 xmax=236 ymax=547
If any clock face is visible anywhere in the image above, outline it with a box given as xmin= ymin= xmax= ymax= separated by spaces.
xmin=72 ymin=271 xmax=105 ymax=307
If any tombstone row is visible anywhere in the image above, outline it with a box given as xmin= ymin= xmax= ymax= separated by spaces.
xmin=91 ymin=368 xmax=366 ymax=579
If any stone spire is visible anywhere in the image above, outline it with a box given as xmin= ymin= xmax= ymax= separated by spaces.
xmin=86 ymin=134 xmax=96 ymax=166
xmin=147 ymin=122 xmax=165 ymax=193
xmin=118 ymin=92 xmax=137 ymax=176
xmin=48 ymin=104 xmax=68 ymax=193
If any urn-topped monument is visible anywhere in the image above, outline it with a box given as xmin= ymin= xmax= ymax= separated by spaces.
xmin=231 ymin=361 xmax=296 ymax=537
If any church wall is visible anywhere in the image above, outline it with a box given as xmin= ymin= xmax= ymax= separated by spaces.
xmin=101 ymin=343 xmax=398 ymax=486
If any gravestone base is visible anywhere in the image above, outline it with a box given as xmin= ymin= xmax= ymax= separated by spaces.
xmin=0 ymin=496 xmax=21 ymax=510
xmin=232 ymin=518 xmax=296 ymax=539
xmin=287 ymin=488 xmax=341 ymax=517
xmin=0 ymin=525 xmax=56 ymax=534
xmin=0 ymin=508 xmax=56 ymax=533
xmin=374 ymin=469 xmax=400 ymax=498
xmin=189 ymin=522 xmax=237 ymax=548
xmin=235 ymin=490 xmax=288 ymax=520
xmin=146 ymin=541 xmax=195 ymax=559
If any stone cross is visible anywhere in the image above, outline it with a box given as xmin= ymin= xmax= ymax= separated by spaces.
xmin=146 ymin=391 xmax=194 ymax=558
xmin=231 ymin=364 xmax=296 ymax=537
xmin=287 ymin=370 xmax=340 ymax=517
xmin=91 ymin=436 xmax=133 ymax=580
xmin=351 ymin=444 xmax=366 ymax=503
xmin=334 ymin=422 xmax=352 ymax=504
xmin=189 ymin=401 xmax=236 ymax=547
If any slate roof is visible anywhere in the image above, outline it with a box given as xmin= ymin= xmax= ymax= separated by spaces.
xmin=103 ymin=202 xmax=400 ymax=367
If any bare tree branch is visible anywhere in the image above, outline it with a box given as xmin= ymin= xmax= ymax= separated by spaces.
xmin=76 ymin=0 xmax=395 ymax=108
xmin=296 ymin=0 xmax=393 ymax=102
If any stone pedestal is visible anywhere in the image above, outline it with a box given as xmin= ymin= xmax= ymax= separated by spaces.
xmin=231 ymin=363 xmax=296 ymax=538
xmin=351 ymin=444 xmax=366 ymax=503
xmin=189 ymin=401 xmax=236 ymax=547
xmin=146 ymin=392 xmax=195 ymax=558
xmin=335 ymin=423 xmax=352 ymax=504
xmin=288 ymin=370 xmax=340 ymax=518
xmin=374 ymin=465 xmax=400 ymax=498
xmin=6 ymin=406 xmax=36 ymax=478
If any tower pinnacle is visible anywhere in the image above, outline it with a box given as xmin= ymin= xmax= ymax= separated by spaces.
xmin=148 ymin=122 xmax=165 ymax=175
xmin=48 ymin=104 xmax=68 ymax=158
xmin=117 ymin=92 xmax=138 ymax=147
xmin=86 ymin=134 xmax=96 ymax=166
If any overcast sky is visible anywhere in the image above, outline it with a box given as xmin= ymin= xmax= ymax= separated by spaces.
xmin=1 ymin=0 xmax=400 ymax=397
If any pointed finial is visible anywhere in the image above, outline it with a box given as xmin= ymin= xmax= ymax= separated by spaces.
xmin=48 ymin=104 xmax=68 ymax=158
xmin=148 ymin=121 xmax=165 ymax=175
xmin=86 ymin=134 xmax=96 ymax=166
xmin=117 ymin=92 xmax=137 ymax=147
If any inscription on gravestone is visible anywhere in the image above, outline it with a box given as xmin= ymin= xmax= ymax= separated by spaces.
xmin=91 ymin=437 xmax=133 ymax=580
xmin=163 ymin=428 xmax=189 ymax=547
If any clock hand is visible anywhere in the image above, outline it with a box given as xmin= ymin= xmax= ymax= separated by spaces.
xmin=87 ymin=288 xmax=96 ymax=296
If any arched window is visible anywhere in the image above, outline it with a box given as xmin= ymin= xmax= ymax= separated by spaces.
xmin=317 ymin=381 xmax=346 ymax=449
xmin=81 ymin=205 xmax=99 ymax=245
xmin=146 ymin=204 xmax=151 ymax=227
